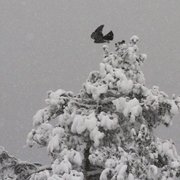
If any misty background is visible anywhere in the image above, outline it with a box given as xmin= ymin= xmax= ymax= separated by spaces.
xmin=0 ymin=0 xmax=180 ymax=165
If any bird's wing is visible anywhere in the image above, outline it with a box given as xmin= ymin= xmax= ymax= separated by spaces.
xmin=91 ymin=25 xmax=104 ymax=39
xmin=94 ymin=24 xmax=104 ymax=33
xmin=103 ymin=31 xmax=114 ymax=41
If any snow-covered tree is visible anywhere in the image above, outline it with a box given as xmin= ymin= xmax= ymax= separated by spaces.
xmin=26 ymin=36 xmax=180 ymax=180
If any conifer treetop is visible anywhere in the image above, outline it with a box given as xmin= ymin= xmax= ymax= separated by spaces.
xmin=27 ymin=36 xmax=180 ymax=180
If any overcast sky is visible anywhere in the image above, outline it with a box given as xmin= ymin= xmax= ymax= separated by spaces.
xmin=0 ymin=0 xmax=180 ymax=164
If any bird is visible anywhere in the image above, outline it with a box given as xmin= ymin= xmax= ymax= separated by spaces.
xmin=115 ymin=40 xmax=125 ymax=47
xmin=91 ymin=25 xmax=114 ymax=43
xmin=118 ymin=40 xmax=125 ymax=45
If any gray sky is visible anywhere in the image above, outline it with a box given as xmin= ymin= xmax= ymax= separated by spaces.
xmin=0 ymin=0 xmax=180 ymax=164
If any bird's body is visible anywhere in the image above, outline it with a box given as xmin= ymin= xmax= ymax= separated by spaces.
xmin=91 ymin=25 xmax=114 ymax=43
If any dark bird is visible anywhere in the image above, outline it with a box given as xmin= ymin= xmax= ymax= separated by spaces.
xmin=118 ymin=40 xmax=125 ymax=45
xmin=91 ymin=25 xmax=114 ymax=43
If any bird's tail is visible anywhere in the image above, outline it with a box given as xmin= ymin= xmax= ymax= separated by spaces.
xmin=103 ymin=31 xmax=114 ymax=41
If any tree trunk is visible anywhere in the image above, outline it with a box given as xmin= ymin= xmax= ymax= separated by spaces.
xmin=83 ymin=147 xmax=102 ymax=180
xmin=84 ymin=147 xmax=90 ymax=180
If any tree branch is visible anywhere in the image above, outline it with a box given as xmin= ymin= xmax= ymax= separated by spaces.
xmin=87 ymin=168 xmax=103 ymax=176
xmin=25 ymin=165 xmax=52 ymax=179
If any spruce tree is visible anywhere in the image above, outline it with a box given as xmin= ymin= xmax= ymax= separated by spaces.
xmin=27 ymin=36 xmax=180 ymax=180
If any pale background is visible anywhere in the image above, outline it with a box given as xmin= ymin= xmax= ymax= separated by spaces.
xmin=0 ymin=0 xmax=180 ymax=164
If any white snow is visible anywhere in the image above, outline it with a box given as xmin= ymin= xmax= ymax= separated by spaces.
xmin=52 ymin=157 xmax=72 ymax=175
xmin=105 ymin=158 xmax=117 ymax=168
xmin=157 ymin=139 xmax=180 ymax=161
xmin=45 ymin=89 xmax=66 ymax=106
xmin=100 ymin=168 xmax=112 ymax=180
xmin=117 ymin=164 xmax=127 ymax=180
xmin=68 ymin=149 xmax=83 ymax=167
xmin=169 ymin=100 xmax=179 ymax=115
xmin=33 ymin=108 xmax=46 ymax=127
xmin=130 ymin=35 xmax=139 ymax=44
xmin=71 ymin=112 xmax=97 ymax=134
xmin=117 ymin=78 xmax=133 ymax=94
xmin=113 ymin=97 xmax=142 ymax=122
xmin=71 ymin=115 xmax=86 ymax=134
xmin=98 ymin=112 xmax=118 ymax=130
xmin=90 ymin=127 xmax=104 ymax=147
xmin=84 ymin=81 xmax=108 ymax=100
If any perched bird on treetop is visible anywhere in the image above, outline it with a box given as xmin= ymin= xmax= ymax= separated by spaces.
xmin=91 ymin=25 xmax=114 ymax=43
